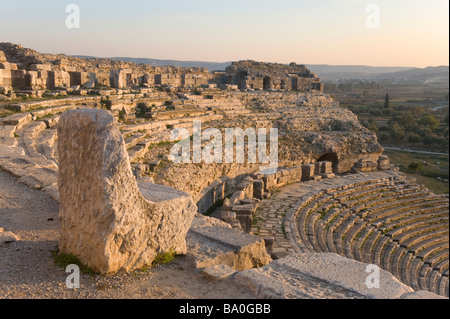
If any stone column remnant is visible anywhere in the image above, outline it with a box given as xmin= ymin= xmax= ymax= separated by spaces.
xmin=57 ymin=109 xmax=197 ymax=274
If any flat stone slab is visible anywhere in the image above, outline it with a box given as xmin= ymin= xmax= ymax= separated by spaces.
xmin=200 ymin=264 xmax=237 ymax=281
xmin=0 ymin=112 xmax=32 ymax=128
xmin=0 ymin=125 xmax=17 ymax=147
xmin=234 ymin=252 xmax=428 ymax=299
xmin=0 ymin=228 xmax=20 ymax=243
xmin=186 ymin=214 xmax=272 ymax=271
xmin=138 ymin=181 xmax=193 ymax=203
xmin=0 ymin=144 xmax=58 ymax=199
xmin=270 ymin=250 xmax=290 ymax=260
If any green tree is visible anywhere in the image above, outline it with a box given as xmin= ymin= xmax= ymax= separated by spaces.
xmin=408 ymin=162 xmax=423 ymax=172
xmin=390 ymin=122 xmax=405 ymax=142
xmin=366 ymin=118 xmax=378 ymax=133
xmin=393 ymin=112 xmax=415 ymax=132
xmin=379 ymin=132 xmax=390 ymax=143
xmin=411 ymin=124 xmax=432 ymax=137
xmin=407 ymin=133 xmax=421 ymax=145
xmin=384 ymin=94 xmax=391 ymax=109
xmin=422 ymin=134 xmax=438 ymax=147
xmin=419 ymin=115 xmax=440 ymax=130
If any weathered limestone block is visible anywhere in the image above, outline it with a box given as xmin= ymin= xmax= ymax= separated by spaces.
xmin=353 ymin=158 xmax=378 ymax=172
xmin=51 ymin=70 xmax=71 ymax=88
xmin=229 ymin=190 xmax=244 ymax=206
xmin=9 ymin=70 xmax=25 ymax=90
xmin=232 ymin=203 xmax=254 ymax=233
xmin=301 ymin=164 xmax=315 ymax=181
xmin=0 ymin=62 xmax=18 ymax=70
xmin=378 ymin=155 xmax=390 ymax=170
xmin=0 ymin=50 xmax=6 ymax=63
xmin=221 ymin=210 xmax=236 ymax=223
xmin=0 ymin=228 xmax=20 ymax=243
xmin=29 ymin=63 xmax=52 ymax=71
xmin=200 ymin=264 xmax=238 ymax=281
xmin=262 ymin=173 xmax=277 ymax=191
xmin=277 ymin=175 xmax=290 ymax=185
xmin=323 ymin=161 xmax=333 ymax=174
xmin=57 ymin=109 xmax=197 ymax=274
xmin=0 ymin=69 xmax=12 ymax=91
xmin=0 ymin=125 xmax=17 ymax=147
xmin=236 ymin=178 xmax=254 ymax=198
xmin=253 ymin=179 xmax=264 ymax=199
xmin=0 ymin=112 xmax=33 ymax=129
xmin=186 ymin=214 xmax=272 ymax=270
xmin=289 ymin=166 xmax=302 ymax=178
xmin=314 ymin=161 xmax=334 ymax=178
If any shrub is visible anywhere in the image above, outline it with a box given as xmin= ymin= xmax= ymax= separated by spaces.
xmin=152 ymin=250 xmax=176 ymax=266
xmin=408 ymin=162 xmax=423 ymax=172
xmin=50 ymin=248 xmax=97 ymax=275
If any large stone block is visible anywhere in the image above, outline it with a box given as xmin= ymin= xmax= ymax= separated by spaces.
xmin=0 ymin=50 xmax=6 ymax=63
xmin=301 ymin=164 xmax=315 ymax=181
xmin=232 ymin=204 xmax=254 ymax=233
xmin=253 ymin=179 xmax=264 ymax=199
xmin=378 ymin=155 xmax=390 ymax=170
xmin=57 ymin=109 xmax=197 ymax=274
xmin=186 ymin=214 xmax=272 ymax=270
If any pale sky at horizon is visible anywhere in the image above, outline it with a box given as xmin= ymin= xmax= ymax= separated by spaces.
xmin=0 ymin=0 xmax=448 ymax=68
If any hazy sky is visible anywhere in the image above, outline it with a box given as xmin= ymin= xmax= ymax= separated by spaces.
xmin=1 ymin=0 xmax=448 ymax=67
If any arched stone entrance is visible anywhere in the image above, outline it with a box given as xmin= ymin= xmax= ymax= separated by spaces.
xmin=317 ymin=152 xmax=339 ymax=173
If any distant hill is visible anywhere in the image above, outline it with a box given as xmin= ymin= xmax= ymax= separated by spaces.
xmin=372 ymin=66 xmax=449 ymax=84
xmin=72 ymin=55 xmax=449 ymax=83
xmin=302 ymin=65 xmax=448 ymax=84
xmin=305 ymin=65 xmax=414 ymax=81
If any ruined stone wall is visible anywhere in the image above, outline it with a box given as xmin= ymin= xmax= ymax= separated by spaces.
xmin=0 ymin=42 xmax=210 ymax=92
xmin=225 ymin=60 xmax=323 ymax=92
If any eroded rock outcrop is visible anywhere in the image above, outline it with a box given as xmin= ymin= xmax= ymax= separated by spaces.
xmin=57 ymin=108 xmax=197 ymax=274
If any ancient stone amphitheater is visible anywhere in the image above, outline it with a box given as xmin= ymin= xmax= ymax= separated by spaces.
xmin=0 ymin=43 xmax=448 ymax=299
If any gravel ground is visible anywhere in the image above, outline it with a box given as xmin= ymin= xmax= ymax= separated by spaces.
xmin=0 ymin=168 xmax=255 ymax=299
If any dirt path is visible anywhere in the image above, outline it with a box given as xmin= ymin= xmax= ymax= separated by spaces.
xmin=0 ymin=168 xmax=255 ymax=299
xmin=383 ymin=146 xmax=449 ymax=156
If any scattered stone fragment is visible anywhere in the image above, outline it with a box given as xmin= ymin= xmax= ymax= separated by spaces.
xmin=200 ymin=264 xmax=237 ymax=281
xmin=0 ymin=230 xmax=20 ymax=243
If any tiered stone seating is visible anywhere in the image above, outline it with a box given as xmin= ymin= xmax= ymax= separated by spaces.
xmin=0 ymin=89 xmax=233 ymax=178
xmin=294 ymin=176 xmax=449 ymax=297
xmin=34 ymin=127 xmax=58 ymax=163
